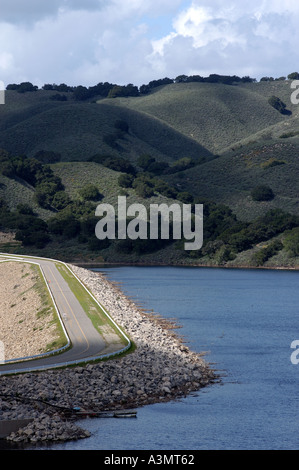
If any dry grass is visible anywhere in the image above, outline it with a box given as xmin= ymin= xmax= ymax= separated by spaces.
xmin=0 ymin=261 xmax=65 ymax=360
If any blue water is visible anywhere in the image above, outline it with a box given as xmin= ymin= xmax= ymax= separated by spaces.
xmin=47 ymin=267 xmax=299 ymax=450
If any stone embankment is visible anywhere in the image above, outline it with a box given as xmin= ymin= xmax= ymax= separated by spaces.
xmin=0 ymin=265 xmax=216 ymax=445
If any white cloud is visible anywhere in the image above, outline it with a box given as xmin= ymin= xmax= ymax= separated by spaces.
xmin=0 ymin=0 xmax=106 ymax=24
xmin=148 ymin=0 xmax=299 ymax=81
xmin=0 ymin=0 xmax=299 ymax=88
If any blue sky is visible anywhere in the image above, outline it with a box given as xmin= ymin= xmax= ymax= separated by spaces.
xmin=0 ymin=0 xmax=299 ymax=88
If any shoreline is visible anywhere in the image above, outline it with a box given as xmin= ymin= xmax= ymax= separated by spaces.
xmin=70 ymin=260 xmax=299 ymax=271
xmin=0 ymin=264 xmax=217 ymax=446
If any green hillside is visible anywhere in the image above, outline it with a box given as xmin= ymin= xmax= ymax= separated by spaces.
xmin=0 ymin=77 xmax=298 ymax=268
xmin=165 ymin=140 xmax=299 ymax=222
xmin=0 ymin=90 xmax=213 ymax=164
xmin=106 ymin=80 xmax=298 ymax=153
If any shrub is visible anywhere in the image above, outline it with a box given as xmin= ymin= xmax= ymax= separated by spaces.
xmin=90 ymin=154 xmax=136 ymax=175
xmin=16 ymin=82 xmax=38 ymax=93
xmin=108 ymin=84 xmax=139 ymax=98
xmin=284 ymin=227 xmax=299 ymax=257
xmin=79 ymin=184 xmax=100 ymax=201
xmin=73 ymin=85 xmax=92 ymax=101
xmin=48 ymin=217 xmax=66 ymax=235
xmin=88 ymin=237 xmax=110 ymax=251
xmin=288 ymin=72 xmax=299 ymax=80
xmin=260 ymin=159 xmax=285 ymax=169
xmin=51 ymin=191 xmax=72 ymax=210
xmin=201 ymin=240 xmax=225 ymax=257
xmin=118 ymin=174 xmax=134 ymax=188
xmin=214 ymin=245 xmax=235 ymax=264
xmin=268 ymin=96 xmax=290 ymax=115
xmin=16 ymin=204 xmax=35 ymax=216
xmin=80 ymin=216 xmax=99 ymax=237
xmin=15 ymin=230 xmax=50 ymax=248
xmin=169 ymin=157 xmax=195 ymax=173
xmin=251 ymin=185 xmax=274 ymax=202
xmin=62 ymin=217 xmax=81 ymax=239
xmin=251 ymin=240 xmax=283 ymax=266
xmin=176 ymin=191 xmax=194 ymax=204
xmin=14 ymin=215 xmax=50 ymax=248
xmin=279 ymin=131 xmax=299 ymax=139
xmin=134 ymin=182 xmax=155 ymax=198
xmin=152 ymin=179 xmax=177 ymax=199
xmin=35 ymin=181 xmax=64 ymax=208
xmin=146 ymin=161 xmax=169 ymax=175
xmin=137 ymin=155 xmax=155 ymax=170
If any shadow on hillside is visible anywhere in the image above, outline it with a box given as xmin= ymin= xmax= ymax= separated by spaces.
xmin=98 ymin=103 xmax=215 ymax=163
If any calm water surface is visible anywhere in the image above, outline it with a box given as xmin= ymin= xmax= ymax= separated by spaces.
xmin=44 ymin=267 xmax=299 ymax=450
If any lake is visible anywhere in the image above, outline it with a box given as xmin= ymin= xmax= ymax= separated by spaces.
xmin=44 ymin=266 xmax=299 ymax=450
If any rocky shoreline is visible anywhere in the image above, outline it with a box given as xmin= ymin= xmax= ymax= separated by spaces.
xmin=0 ymin=264 xmax=216 ymax=446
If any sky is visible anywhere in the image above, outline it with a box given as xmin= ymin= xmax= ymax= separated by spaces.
xmin=0 ymin=0 xmax=299 ymax=88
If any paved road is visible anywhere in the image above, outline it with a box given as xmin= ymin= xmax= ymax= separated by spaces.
xmin=0 ymin=254 xmax=130 ymax=374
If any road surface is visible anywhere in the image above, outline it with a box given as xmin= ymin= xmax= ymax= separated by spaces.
xmin=0 ymin=254 xmax=130 ymax=374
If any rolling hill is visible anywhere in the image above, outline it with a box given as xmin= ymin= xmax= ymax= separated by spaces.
xmin=0 ymin=89 xmax=214 ymax=164
xmin=0 ymin=77 xmax=298 ymax=268
xmin=104 ymin=80 xmax=298 ymax=153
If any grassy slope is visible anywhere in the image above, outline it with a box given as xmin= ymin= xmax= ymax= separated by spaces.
xmin=51 ymin=161 xmax=181 ymax=210
xmin=108 ymin=81 xmax=296 ymax=153
xmin=1 ymin=81 xmax=296 ymax=161
xmin=0 ymin=90 xmax=214 ymax=164
xmin=0 ymin=173 xmax=53 ymax=219
xmin=6 ymin=161 xmax=185 ymax=264
xmin=0 ymin=81 xmax=298 ymax=266
xmin=166 ymin=139 xmax=299 ymax=222
xmin=107 ymin=81 xmax=299 ymax=222
xmin=3 ymin=80 xmax=295 ymax=163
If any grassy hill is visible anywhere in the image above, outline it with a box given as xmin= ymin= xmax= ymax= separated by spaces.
xmin=106 ymin=80 xmax=298 ymax=154
xmin=165 ymin=140 xmax=299 ymax=222
xmin=0 ymin=78 xmax=298 ymax=268
xmin=0 ymin=90 xmax=213 ymax=164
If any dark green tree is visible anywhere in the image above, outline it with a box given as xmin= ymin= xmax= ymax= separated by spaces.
xmin=79 ymin=184 xmax=100 ymax=201
xmin=176 ymin=191 xmax=194 ymax=204
xmin=284 ymin=227 xmax=299 ymax=257
xmin=137 ymin=155 xmax=155 ymax=170
xmin=51 ymin=191 xmax=72 ymax=210
xmin=288 ymin=72 xmax=299 ymax=80
xmin=251 ymin=185 xmax=274 ymax=202
xmin=118 ymin=173 xmax=134 ymax=188
xmin=268 ymin=96 xmax=290 ymax=115
xmin=17 ymin=82 xmax=38 ymax=93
